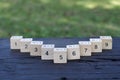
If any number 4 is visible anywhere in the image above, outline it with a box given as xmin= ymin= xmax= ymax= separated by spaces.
xmin=45 ymin=51 xmax=49 ymax=55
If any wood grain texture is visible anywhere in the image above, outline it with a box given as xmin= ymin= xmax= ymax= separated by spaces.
xmin=0 ymin=38 xmax=120 ymax=80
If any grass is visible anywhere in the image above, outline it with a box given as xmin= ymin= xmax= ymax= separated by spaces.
xmin=0 ymin=0 xmax=120 ymax=38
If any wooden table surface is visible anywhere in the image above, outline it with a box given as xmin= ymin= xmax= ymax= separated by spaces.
xmin=0 ymin=38 xmax=120 ymax=80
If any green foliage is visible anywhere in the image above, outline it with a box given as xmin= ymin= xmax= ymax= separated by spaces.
xmin=0 ymin=0 xmax=120 ymax=38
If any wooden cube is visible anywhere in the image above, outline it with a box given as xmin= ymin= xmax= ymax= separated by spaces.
xmin=67 ymin=45 xmax=80 ymax=60
xmin=10 ymin=36 xmax=23 ymax=49
xmin=29 ymin=41 xmax=43 ymax=56
xmin=90 ymin=38 xmax=102 ymax=53
xmin=100 ymin=36 xmax=112 ymax=50
xmin=41 ymin=44 xmax=55 ymax=60
xmin=79 ymin=41 xmax=92 ymax=56
xmin=54 ymin=48 xmax=67 ymax=64
xmin=20 ymin=38 xmax=33 ymax=53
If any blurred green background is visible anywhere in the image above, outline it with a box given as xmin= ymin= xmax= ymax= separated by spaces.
xmin=0 ymin=0 xmax=120 ymax=38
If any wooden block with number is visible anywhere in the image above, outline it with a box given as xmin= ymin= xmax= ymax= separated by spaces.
xmin=79 ymin=41 xmax=92 ymax=56
xmin=67 ymin=45 xmax=80 ymax=60
xmin=100 ymin=36 xmax=112 ymax=50
xmin=10 ymin=36 xmax=23 ymax=49
xmin=41 ymin=44 xmax=55 ymax=60
xmin=54 ymin=48 xmax=67 ymax=64
xmin=29 ymin=41 xmax=43 ymax=56
xmin=20 ymin=38 xmax=33 ymax=53
xmin=90 ymin=38 xmax=102 ymax=53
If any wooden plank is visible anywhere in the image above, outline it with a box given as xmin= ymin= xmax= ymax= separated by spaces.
xmin=0 ymin=38 xmax=120 ymax=80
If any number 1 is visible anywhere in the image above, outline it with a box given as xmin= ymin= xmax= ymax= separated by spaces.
xmin=15 ymin=42 xmax=17 ymax=46
xmin=85 ymin=48 xmax=87 ymax=53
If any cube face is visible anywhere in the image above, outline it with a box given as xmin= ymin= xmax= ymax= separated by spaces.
xmin=100 ymin=36 xmax=112 ymax=50
xmin=102 ymin=40 xmax=112 ymax=49
xmin=90 ymin=39 xmax=102 ymax=53
xmin=67 ymin=45 xmax=80 ymax=60
xmin=41 ymin=44 xmax=55 ymax=60
xmin=29 ymin=41 xmax=43 ymax=56
xmin=79 ymin=41 xmax=91 ymax=56
xmin=54 ymin=48 xmax=67 ymax=63
xmin=10 ymin=36 xmax=23 ymax=49
xmin=20 ymin=38 xmax=33 ymax=53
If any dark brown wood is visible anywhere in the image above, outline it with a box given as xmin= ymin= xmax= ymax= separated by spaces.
xmin=0 ymin=38 xmax=120 ymax=80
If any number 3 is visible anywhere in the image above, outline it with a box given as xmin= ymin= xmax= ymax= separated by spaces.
xmin=95 ymin=45 xmax=98 ymax=49
xmin=72 ymin=51 xmax=76 ymax=56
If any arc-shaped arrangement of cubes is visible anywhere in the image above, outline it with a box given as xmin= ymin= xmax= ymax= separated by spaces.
xmin=10 ymin=36 xmax=112 ymax=64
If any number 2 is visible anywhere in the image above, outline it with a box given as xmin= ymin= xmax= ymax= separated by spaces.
xmin=105 ymin=43 xmax=108 ymax=47
xmin=45 ymin=51 xmax=49 ymax=55
xmin=34 ymin=47 xmax=38 ymax=52
xmin=25 ymin=44 xmax=28 ymax=49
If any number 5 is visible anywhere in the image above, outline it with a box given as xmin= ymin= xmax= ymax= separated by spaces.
xmin=59 ymin=55 xmax=63 ymax=60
